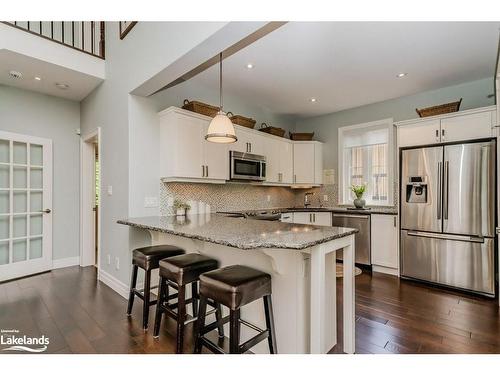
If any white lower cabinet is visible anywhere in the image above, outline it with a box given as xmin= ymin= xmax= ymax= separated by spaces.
xmin=281 ymin=212 xmax=332 ymax=226
xmin=370 ymin=214 xmax=399 ymax=274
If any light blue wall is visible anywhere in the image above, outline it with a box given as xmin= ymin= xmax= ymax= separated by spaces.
xmin=295 ymin=77 xmax=495 ymax=171
xmin=0 ymin=85 xmax=80 ymax=261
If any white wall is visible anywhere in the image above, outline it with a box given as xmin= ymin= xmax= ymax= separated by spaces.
xmin=0 ymin=85 xmax=80 ymax=260
xmin=81 ymin=21 xmax=230 ymax=285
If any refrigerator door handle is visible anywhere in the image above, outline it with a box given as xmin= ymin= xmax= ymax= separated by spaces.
xmin=406 ymin=231 xmax=485 ymax=243
xmin=443 ymin=161 xmax=450 ymax=220
xmin=437 ymin=162 xmax=442 ymax=220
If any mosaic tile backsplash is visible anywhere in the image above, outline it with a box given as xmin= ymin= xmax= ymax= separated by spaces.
xmin=160 ymin=182 xmax=297 ymax=215
xmin=160 ymin=180 xmax=397 ymax=215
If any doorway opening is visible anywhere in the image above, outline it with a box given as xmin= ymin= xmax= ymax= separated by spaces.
xmin=80 ymin=128 xmax=101 ymax=272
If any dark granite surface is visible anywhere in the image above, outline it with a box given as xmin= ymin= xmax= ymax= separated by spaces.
xmin=118 ymin=214 xmax=358 ymax=250
xmin=221 ymin=206 xmax=398 ymax=215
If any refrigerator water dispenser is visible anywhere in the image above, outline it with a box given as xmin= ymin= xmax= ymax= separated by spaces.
xmin=406 ymin=176 xmax=427 ymax=203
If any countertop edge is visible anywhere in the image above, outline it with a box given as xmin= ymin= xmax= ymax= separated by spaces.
xmin=117 ymin=219 xmax=358 ymax=251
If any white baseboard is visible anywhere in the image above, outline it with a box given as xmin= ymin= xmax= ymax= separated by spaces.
xmin=52 ymin=256 xmax=80 ymax=270
xmin=98 ymin=269 xmax=129 ymax=299
xmin=372 ymin=264 xmax=399 ymax=276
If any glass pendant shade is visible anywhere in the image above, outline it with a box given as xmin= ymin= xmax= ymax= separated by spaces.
xmin=205 ymin=111 xmax=237 ymax=143
xmin=205 ymin=52 xmax=237 ymax=143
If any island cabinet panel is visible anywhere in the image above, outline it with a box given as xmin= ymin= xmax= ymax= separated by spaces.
xmin=370 ymin=214 xmax=399 ymax=270
xmin=293 ymin=142 xmax=322 ymax=185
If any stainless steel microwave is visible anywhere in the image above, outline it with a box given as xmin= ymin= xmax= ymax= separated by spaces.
xmin=229 ymin=151 xmax=266 ymax=181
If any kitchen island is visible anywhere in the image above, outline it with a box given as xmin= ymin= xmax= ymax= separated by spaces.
xmin=118 ymin=214 xmax=357 ymax=354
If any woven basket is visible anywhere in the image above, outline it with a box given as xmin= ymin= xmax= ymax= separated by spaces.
xmin=227 ymin=112 xmax=256 ymax=129
xmin=289 ymin=132 xmax=314 ymax=141
xmin=182 ymin=99 xmax=220 ymax=118
xmin=416 ymin=98 xmax=462 ymax=118
xmin=258 ymin=123 xmax=286 ymax=137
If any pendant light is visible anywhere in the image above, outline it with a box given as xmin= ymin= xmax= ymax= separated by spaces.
xmin=205 ymin=53 xmax=237 ymax=143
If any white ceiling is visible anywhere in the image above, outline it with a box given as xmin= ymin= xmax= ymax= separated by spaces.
xmin=188 ymin=22 xmax=500 ymax=117
xmin=0 ymin=50 xmax=103 ymax=101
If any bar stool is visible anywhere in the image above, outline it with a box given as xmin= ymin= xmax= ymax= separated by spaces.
xmin=153 ymin=253 xmax=225 ymax=353
xmin=126 ymin=245 xmax=185 ymax=330
xmin=194 ymin=265 xmax=278 ymax=354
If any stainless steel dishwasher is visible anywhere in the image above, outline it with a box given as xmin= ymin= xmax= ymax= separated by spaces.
xmin=332 ymin=213 xmax=371 ymax=265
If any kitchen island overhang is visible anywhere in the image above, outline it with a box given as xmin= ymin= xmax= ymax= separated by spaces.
xmin=118 ymin=214 xmax=357 ymax=354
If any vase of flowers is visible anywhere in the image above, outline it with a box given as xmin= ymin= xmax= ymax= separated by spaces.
xmin=350 ymin=183 xmax=367 ymax=209
xmin=173 ymin=199 xmax=191 ymax=216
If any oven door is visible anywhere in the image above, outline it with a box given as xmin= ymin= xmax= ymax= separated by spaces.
xmin=230 ymin=152 xmax=266 ymax=181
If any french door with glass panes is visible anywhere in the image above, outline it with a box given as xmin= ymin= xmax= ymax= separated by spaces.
xmin=0 ymin=131 xmax=52 ymax=282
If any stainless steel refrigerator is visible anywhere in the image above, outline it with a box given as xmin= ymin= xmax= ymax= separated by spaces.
xmin=400 ymin=140 xmax=496 ymax=296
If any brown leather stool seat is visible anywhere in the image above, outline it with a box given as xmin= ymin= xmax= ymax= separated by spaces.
xmin=199 ymin=265 xmax=272 ymax=310
xmin=132 ymin=245 xmax=185 ymax=271
xmin=194 ymin=265 xmax=277 ymax=354
xmin=159 ymin=253 xmax=218 ymax=286
xmin=127 ymin=245 xmax=185 ymax=331
xmin=154 ymin=253 xmax=224 ymax=353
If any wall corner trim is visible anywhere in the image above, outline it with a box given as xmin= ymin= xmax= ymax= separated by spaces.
xmin=98 ymin=269 xmax=129 ymax=299
xmin=52 ymin=256 xmax=80 ymax=270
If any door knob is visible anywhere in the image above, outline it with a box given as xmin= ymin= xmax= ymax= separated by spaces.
xmin=42 ymin=209 xmax=51 ymax=214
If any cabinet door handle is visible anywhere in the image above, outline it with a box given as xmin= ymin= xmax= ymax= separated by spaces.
xmin=206 ymin=165 xmax=208 ymax=177
xmin=249 ymin=143 xmax=252 ymax=153
xmin=313 ymin=213 xmax=316 ymax=222
xmin=294 ymin=175 xmax=297 ymax=183
xmin=393 ymin=216 xmax=397 ymax=227
xmin=202 ymin=165 xmax=205 ymax=177
xmin=435 ymin=129 xmax=439 ymax=141
xmin=309 ymin=213 xmax=312 ymax=223
xmin=441 ymin=128 xmax=445 ymax=140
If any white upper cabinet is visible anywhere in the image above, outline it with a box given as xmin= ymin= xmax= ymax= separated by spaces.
xmin=397 ymin=106 xmax=496 ymax=148
xmin=230 ymin=127 xmax=265 ymax=155
xmin=440 ymin=110 xmax=494 ymax=143
xmin=293 ymin=142 xmax=323 ymax=185
xmin=159 ymin=108 xmax=228 ymax=182
xmin=398 ymin=118 xmax=440 ymax=148
xmin=264 ymin=136 xmax=293 ymax=184
xmin=159 ymin=107 xmax=323 ymax=186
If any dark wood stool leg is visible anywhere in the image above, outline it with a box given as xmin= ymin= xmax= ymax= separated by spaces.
xmin=191 ymin=282 xmax=198 ymax=318
xmin=229 ymin=309 xmax=241 ymax=354
xmin=194 ymin=295 xmax=208 ymax=354
xmin=142 ymin=270 xmax=151 ymax=331
xmin=153 ymin=276 xmax=166 ymax=338
xmin=263 ymin=295 xmax=278 ymax=354
xmin=126 ymin=265 xmax=138 ymax=316
xmin=176 ymin=284 xmax=186 ymax=353
xmin=215 ymin=302 xmax=225 ymax=338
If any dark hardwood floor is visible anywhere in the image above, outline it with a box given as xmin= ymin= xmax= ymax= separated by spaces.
xmin=1 ymin=266 xmax=499 ymax=354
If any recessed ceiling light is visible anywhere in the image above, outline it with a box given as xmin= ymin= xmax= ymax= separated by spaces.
xmin=246 ymin=63 xmax=254 ymax=69
xmin=55 ymin=83 xmax=69 ymax=90
xmin=397 ymin=73 xmax=408 ymax=78
xmin=310 ymin=98 xmax=317 ymax=103
xmin=34 ymin=76 xmax=41 ymax=81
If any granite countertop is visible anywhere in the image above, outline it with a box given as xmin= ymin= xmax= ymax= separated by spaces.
xmin=222 ymin=206 xmax=398 ymax=215
xmin=118 ymin=214 xmax=358 ymax=250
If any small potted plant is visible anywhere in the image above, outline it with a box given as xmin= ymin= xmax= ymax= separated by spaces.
xmin=350 ymin=183 xmax=367 ymax=209
xmin=173 ymin=199 xmax=191 ymax=217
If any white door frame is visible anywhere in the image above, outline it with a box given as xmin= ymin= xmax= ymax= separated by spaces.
xmin=0 ymin=130 xmax=53 ymax=281
xmin=80 ymin=128 xmax=101 ymax=270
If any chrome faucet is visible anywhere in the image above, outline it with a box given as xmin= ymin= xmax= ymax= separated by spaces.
xmin=304 ymin=192 xmax=314 ymax=208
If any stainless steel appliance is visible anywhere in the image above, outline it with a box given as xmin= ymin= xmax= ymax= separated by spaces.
xmin=229 ymin=151 xmax=266 ymax=182
xmin=400 ymin=140 xmax=496 ymax=296
xmin=332 ymin=213 xmax=371 ymax=265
